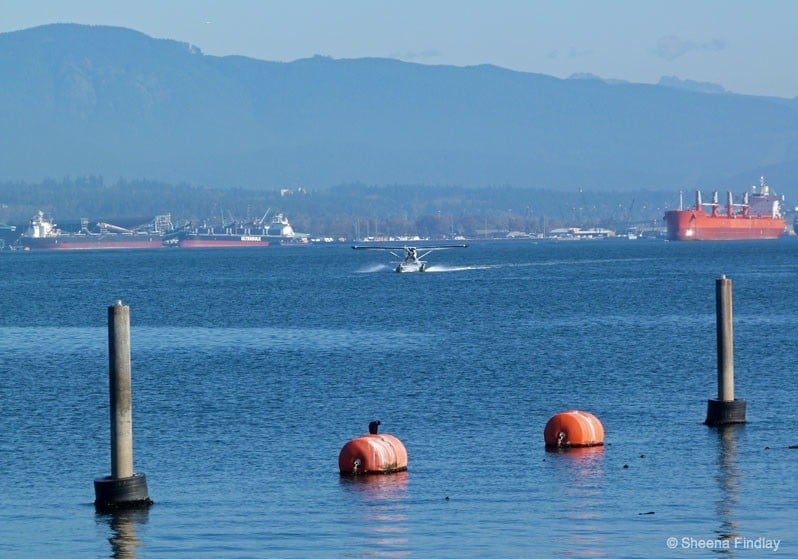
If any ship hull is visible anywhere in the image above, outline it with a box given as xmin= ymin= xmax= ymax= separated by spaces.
xmin=177 ymin=236 xmax=272 ymax=248
xmin=664 ymin=210 xmax=786 ymax=241
xmin=20 ymin=236 xmax=165 ymax=250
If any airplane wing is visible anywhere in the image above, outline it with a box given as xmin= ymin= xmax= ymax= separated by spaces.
xmin=414 ymin=245 xmax=468 ymax=259
xmin=351 ymin=246 xmax=403 ymax=250
xmin=352 ymin=244 xmax=468 ymax=260
xmin=351 ymin=245 xmax=468 ymax=250
xmin=351 ymin=245 xmax=406 ymax=259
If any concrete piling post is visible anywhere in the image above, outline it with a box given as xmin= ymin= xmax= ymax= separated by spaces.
xmin=109 ymin=300 xmax=134 ymax=479
xmin=716 ymin=274 xmax=735 ymax=402
xmin=705 ymin=276 xmax=746 ymax=426
xmin=94 ymin=300 xmax=152 ymax=511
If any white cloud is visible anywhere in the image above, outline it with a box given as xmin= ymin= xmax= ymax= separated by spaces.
xmin=653 ymin=35 xmax=726 ymax=60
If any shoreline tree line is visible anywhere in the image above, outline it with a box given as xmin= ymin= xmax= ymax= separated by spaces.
xmin=0 ymin=177 xmax=671 ymax=239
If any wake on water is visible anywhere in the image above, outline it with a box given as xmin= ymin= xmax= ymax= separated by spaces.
xmin=358 ymin=262 xmax=540 ymax=274
xmin=356 ymin=263 xmax=392 ymax=273
xmin=424 ymin=264 xmax=497 ymax=272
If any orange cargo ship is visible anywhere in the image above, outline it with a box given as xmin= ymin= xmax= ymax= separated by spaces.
xmin=664 ymin=177 xmax=786 ymax=241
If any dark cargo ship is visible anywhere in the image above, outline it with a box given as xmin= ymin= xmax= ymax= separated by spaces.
xmin=17 ymin=211 xmax=174 ymax=250
xmin=174 ymin=213 xmax=308 ymax=248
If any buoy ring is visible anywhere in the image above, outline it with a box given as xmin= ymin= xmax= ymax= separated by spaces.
xmin=544 ymin=410 xmax=604 ymax=449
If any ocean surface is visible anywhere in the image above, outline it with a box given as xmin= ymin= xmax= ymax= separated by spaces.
xmin=1 ymin=239 xmax=797 ymax=558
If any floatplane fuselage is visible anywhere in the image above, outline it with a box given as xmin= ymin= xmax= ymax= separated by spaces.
xmin=352 ymin=244 xmax=468 ymax=272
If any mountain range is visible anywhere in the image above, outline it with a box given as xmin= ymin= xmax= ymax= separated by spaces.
xmin=1 ymin=23 xmax=798 ymax=202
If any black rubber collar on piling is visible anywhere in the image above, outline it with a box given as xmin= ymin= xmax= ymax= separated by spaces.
xmin=94 ymin=472 xmax=153 ymax=511
xmin=705 ymin=399 xmax=746 ymax=426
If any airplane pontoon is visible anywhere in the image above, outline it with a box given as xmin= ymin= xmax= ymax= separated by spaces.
xmin=352 ymin=244 xmax=468 ymax=272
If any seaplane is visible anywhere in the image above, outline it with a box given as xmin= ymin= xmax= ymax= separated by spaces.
xmin=352 ymin=244 xmax=468 ymax=272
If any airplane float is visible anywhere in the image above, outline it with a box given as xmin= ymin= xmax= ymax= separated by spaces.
xmin=352 ymin=244 xmax=468 ymax=272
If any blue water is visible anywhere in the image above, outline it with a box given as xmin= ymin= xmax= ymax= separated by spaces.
xmin=1 ymin=240 xmax=797 ymax=558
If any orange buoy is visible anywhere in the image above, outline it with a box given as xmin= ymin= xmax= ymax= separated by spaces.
xmin=338 ymin=421 xmax=408 ymax=475
xmin=544 ymin=410 xmax=605 ymax=449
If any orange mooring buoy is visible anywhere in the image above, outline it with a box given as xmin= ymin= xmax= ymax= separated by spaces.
xmin=544 ymin=410 xmax=605 ymax=449
xmin=338 ymin=420 xmax=408 ymax=475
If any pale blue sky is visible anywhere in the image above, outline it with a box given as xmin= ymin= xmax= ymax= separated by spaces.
xmin=2 ymin=0 xmax=795 ymax=98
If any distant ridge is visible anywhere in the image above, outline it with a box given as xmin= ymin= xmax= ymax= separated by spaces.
xmin=657 ymin=75 xmax=727 ymax=95
xmin=2 ymin=23 xmax=798 ymax=199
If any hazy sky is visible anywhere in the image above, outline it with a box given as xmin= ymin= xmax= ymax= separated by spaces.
xmin=2 ymin=0 xmax=795 ymax=98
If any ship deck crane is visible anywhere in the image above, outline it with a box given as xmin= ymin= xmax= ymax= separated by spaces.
xmin=97 ymin=222 xmax=135 ymax=234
